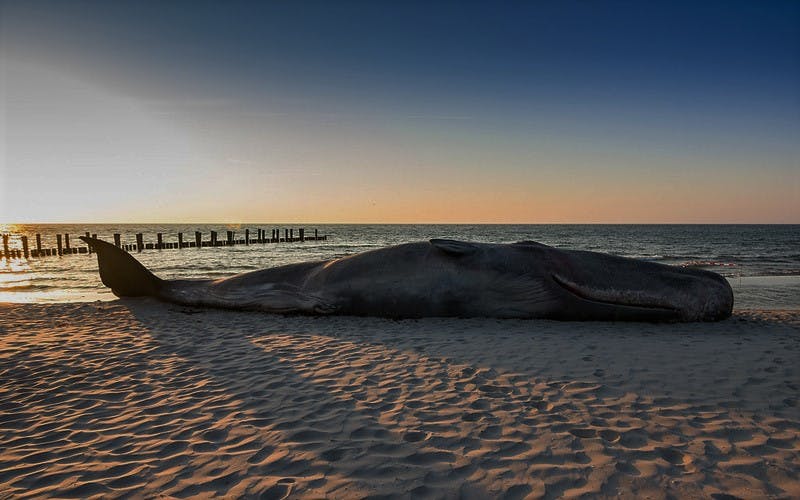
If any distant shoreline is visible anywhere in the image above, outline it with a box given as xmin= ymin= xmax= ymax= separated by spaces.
xmin=5 ymin=222 xmax=800 ymax=226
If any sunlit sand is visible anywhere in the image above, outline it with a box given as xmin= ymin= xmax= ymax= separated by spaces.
xmin=1 ymin=302 xmax=797 ymax=498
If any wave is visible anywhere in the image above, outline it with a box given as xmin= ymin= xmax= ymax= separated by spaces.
xmin=0 ymin=283 xmax=63 ymax=291
xmin=680 ymin=260 xmax=738 ymax=268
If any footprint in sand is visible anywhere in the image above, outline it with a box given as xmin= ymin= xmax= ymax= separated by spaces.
xmin=503 ymin=484 xmax=532 ymax=500
xmin=599 ymin=429 xmax=620 ymax=443
xmin=259 ymin=479 xmax=294 ymax=500
xmin=711 ymin=427 xmax=752 ymax=443
xmin=461 ymin=412 xmax=483 ymax=422
xmin=659 ymin=447 xmax=694 ymax=469
xmin=619 ymin=430 xmax=649 ymax=449
xmin=710 ymin=493 xmax=744 ymax=500
xmin=615 ymin=460 xmax=641 ymax=476
xmin=569 ymin=428 xmax=597 ymax=439
xmin=470 ymin=399 xmax=490 ymax=410
xmin=402 ymin=430 xmax=428 ymax=442
xmin=202 ymin=428 xmax=229 ymax=442
xmin=479 ymin=383 xmax=513 ymax=396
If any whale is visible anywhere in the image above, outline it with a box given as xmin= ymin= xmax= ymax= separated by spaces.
xmin=80 ymin=236 xmax=733 ymax=322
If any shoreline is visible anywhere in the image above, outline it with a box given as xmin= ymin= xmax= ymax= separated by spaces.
xmin=4 ymin=275 xmax=800 ymax=309
xmin=1 ymin=301 xmax=798 ymax=498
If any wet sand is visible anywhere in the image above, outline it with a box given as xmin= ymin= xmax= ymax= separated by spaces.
xmin=1 ymin=302 xmax=798 ymax=498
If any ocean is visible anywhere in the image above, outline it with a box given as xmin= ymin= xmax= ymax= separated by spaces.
xmin=1 ymin=224 xmax=798 ymax=309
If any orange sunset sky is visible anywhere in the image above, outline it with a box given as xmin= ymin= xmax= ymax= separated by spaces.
xmin=1 ymin=2 xmax=798 ymax=223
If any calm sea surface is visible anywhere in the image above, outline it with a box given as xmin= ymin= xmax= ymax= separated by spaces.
xmin=1 ymin=224 xmax=798 ymax=309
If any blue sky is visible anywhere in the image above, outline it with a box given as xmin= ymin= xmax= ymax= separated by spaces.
xmin=1 ymin=0 xmax=798 ymax=222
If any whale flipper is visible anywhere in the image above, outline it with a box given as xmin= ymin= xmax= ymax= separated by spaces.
xmin=80 ymin=236 xmax=163 ymax=298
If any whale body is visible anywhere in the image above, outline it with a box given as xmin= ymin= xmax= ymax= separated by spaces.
xmin=81 ymin=236 xmax=733 ymax=322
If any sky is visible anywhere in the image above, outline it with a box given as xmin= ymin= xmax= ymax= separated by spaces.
xmin=1 ymin=0 xmax=798 ymax=223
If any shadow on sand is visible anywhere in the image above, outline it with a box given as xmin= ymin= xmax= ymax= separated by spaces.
xmin=119 ymin=300 xmax=799 ymax=498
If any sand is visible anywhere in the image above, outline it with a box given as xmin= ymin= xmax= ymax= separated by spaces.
xmin=0 ymin=302 xmax=798 ymax=499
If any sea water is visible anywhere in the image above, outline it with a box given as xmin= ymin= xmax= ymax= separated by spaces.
xmin=1 ymin=224 xmax=798 ymax=309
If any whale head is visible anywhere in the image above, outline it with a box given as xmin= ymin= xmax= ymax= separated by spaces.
xmin=430 ymin=239 xmax=734 ymax=322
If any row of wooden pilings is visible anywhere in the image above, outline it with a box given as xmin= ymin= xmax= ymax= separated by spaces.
xmin=1 ymin=228 xmax=327 ymax=259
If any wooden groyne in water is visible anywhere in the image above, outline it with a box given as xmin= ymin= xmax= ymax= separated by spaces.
xmin=1 ymin=228 xmax=327 ymax=259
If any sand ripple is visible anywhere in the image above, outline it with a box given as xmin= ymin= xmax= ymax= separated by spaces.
xmin=0 ymin=302 xmax=798 ymax=498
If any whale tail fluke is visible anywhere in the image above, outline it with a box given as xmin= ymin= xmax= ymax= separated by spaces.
xmin=80 ymin=236 xmax=163 ymax=297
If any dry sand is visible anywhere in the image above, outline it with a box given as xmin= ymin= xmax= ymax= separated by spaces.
xmin=0 ymin=301 xmax=798 ymax=499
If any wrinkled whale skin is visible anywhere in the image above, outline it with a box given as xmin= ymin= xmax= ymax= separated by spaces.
xmin=81 ymin=237 xmax=733 ymax=322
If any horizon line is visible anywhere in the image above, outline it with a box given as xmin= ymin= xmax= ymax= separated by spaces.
xmin=3 ymin=221 xmax=799 ymax=226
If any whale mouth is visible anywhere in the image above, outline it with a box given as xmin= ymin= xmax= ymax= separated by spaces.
xmin=551 ymin=274 xmax=680 ymax=316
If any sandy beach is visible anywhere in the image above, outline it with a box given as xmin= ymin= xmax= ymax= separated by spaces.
xmin=0 ymin=302 xmax=798 ymax=498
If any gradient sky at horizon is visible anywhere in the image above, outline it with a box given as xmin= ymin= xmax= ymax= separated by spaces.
xmin=1 ymin=0 xmax=798 ymax=223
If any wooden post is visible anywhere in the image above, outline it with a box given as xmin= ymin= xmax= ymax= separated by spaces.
xmin=211 ymin=231 xmax=217 ymax=247
xmin=300 ymin=228 xmax=305 ymax=242
xmin=56 ymin=234 xmax=63 ymax=256
xmin=136 ymin=233 xmax=144 ymax=253
xmin=114 ymin=233 xmax=121 ymax=248
xmin=245 ymin=229 xmax=250 ymax=245
xmin=284 ymin=229 xmax=288 ymax=242
xmin=315 ymin=229 xmax=318 ymax=240
xmin=85 ymin=232 xmax=92 ymax=254
xmin=64 ymin=233 xmax=70 ymax=250
xmin=21 ymin=236 xmax=29 ymax=258
xmin=36 ymin=234 xmax=42 ymax=255
xmin=290 ymin=229 xmax=294 ymax=242
xmin=178 ymin=232 xmax=184 ymax=249
xmin=227 ymin=231 xmax=234 ymax=246
xmin=157 ymin=233 xmax=163 ymax=250
xmin=195 ymin=231 xmax=202 ymax=248
xmin=2 ymin=234 xmax=8 ymax=259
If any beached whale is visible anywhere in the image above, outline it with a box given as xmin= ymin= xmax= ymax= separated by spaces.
xmin=80 ymin=236 xmax=733 ymax=322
